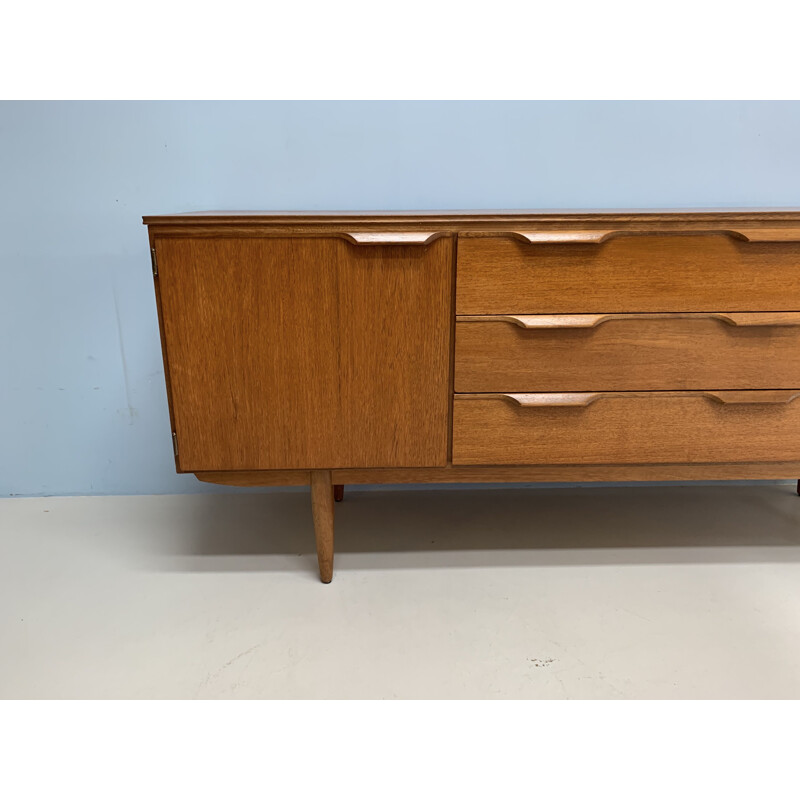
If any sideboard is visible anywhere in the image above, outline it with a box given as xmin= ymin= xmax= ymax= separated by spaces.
xmin=144 ymin=210 xmax=800 ymax=582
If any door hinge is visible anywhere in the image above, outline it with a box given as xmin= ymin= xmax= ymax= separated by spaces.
xmin=151 ymin=247 xmax=158 ymax=277
xmin=172 ymin=431 xmax=178 ymax=457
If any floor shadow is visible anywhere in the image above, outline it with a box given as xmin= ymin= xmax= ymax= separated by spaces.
xmin=147 ymin=484 xmax=800 ymax=577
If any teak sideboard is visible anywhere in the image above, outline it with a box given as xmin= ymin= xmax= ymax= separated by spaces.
xmin=144 ymin=210 xmax=800 ymax=582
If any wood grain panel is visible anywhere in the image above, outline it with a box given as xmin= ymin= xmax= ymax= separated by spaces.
xmin=452 ymin=391 xmax=800 ymax=465
xmin=156 ymin=236 xmax=452 ymax=471
xmin=456 ymin=234 xmax=800 ymax=313
xmin=454 ymin=313 xmax=800 ymax=392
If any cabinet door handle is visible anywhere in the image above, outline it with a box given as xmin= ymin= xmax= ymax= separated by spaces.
xmin=503 ymin=228 xmax=800 ymax=244
xmin=458 ymin=393 xmax=602 ymax=407
xmin=342 ymin=232 xmax=446 ymax=245
xmin=457 ymin=391 xmax=800 ymax=408
xmin=457 ymin=312 xmax=800 ymax=329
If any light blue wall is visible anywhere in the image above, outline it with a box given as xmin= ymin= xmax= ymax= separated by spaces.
xmin=2 ymin=101 xmax=800 ymax=496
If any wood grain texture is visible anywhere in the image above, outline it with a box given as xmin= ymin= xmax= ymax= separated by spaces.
xmin=194 ymin=462 xmax=800 ymax=485
xmin=156 ymin=236 xmax=452 ymax=471
xmin=456 ymin=234 xmax=800 ymax=313
xmin=452 ymin=391 xmax=800 ymax=465
xmin=455 ymin=314 xmax=800 ymax=392
xmin=311 ymin=470 xmax=334 ymax=583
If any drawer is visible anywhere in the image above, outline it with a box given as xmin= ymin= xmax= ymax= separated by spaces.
xmin=456 ymin=231 xmax=800 ymax=314
xmin=454 ymin=312 xmax=800 ymax=392
xmin=452 ymin=390 xmax=800 ymax=465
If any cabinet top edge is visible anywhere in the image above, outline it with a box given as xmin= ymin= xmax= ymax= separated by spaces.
xmin=143 ymin=208 xmax=800 ymax=226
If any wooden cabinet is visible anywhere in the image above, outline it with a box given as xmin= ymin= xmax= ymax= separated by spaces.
xmin=145 ymin=210 xmax=800 ymax=582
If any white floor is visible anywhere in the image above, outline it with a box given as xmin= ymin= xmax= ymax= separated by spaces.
xmin=2 ymin=484 xmax=800 ymax=699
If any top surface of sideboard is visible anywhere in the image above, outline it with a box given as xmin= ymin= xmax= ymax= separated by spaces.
xmin=145 ymin=208 xmax=800 ymax=219
xmin=144 ymin=210 xmax=800 ymax=247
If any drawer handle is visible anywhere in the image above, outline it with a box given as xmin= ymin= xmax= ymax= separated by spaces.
xmin=703 ymin=390 xmax=800 ymax=405
xmin=457 ymin=312 xmax=800 ymax=329
xmin=342 ymin=232 xmax=446 ymax=245
xmin=459 ymin=391 xmax=800 ymax=408
xmin=505 ymin=228 xmax=800 ymax=244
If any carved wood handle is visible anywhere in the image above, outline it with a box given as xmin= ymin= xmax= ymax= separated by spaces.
xmin=342 ymin=232 xmax=446 ymax=245
xmin=702 ymin=390 xmax=800 ymax=405
xmin=457 ymin=312 xmax=800 ymax=329
xmin=458 ymin=393 xmax=601 ymax=407
xmin=458 ymin=391 xmax=800 ymax=407
xmin=506 ymin=228 xmax=800 ymax=244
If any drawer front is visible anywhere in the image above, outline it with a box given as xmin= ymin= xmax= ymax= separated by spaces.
xmin=456 ymin=233 xmax=800 ymax=314
xmin=452 ymin=391 xmax=800 ymax=465
xmin=454 ymin=312 xmax=800 ymax=392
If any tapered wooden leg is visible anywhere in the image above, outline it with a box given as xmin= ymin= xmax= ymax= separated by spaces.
xmin=311 ymin=470 xmax=335 ymax=583
xmin=333 ymin=484 xmax=344 ymax=502
xmin=796 ymin=479 xmax=800 ymax=496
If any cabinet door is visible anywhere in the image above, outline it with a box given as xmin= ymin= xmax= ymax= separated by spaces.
xmin=155 ymin=236 xmax=453 ymax=471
